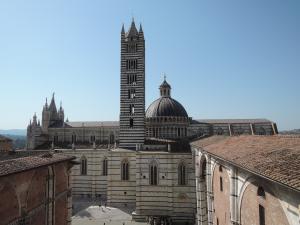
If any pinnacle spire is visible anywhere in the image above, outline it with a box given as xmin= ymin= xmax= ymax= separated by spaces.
xmin=121 ymin=24 xmax=125 ymax=33
xmin=126 ymin=18 xmax=138 ymax=37
xmin=139 ymin=23 xmax=143 ymax=33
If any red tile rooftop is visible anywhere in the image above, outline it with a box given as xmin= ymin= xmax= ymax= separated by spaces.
xmin=0 ymin=152 xmax=75 ymax=177
xmin=191 ymin=135 xmax=300 ymax=191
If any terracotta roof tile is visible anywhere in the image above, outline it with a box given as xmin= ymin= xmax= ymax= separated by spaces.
xmin=191 ymin=135 xmax=300 ymax=191
xmin=0 ymin=153 xmax=75 ymax=177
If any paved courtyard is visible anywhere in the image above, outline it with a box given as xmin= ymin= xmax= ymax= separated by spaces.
xmin=72 ymin=199 xmax=147 ymax=225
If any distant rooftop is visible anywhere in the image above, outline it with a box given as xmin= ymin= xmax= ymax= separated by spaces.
xmin=193 ymin=118 xmax=273 ymax=124
xmin=48 ymin=121 xmax=119 ymax=128
xmin=65 ymin=121 xmax=119 ymax=128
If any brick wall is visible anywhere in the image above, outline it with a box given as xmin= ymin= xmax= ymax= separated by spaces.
xmin=212 ymin=164 xmax=230 ymax=225
xmin=0 ymin=161 xmax=71 ymax=225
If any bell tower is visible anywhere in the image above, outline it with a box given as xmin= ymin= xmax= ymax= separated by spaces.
xmin=119 ymin=19 xmax=145 ymax=149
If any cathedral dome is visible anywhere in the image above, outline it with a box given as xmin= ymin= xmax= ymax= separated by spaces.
xmin=146 ymin=97 xmax=188 ymax=118
xmin=146 ymin=77 xmax=188 ymax=118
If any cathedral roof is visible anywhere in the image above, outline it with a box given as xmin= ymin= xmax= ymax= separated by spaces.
xmin=64 ymin=121 xmax=119 ymax=128
xmin=192 ymin=118 xmax=274 ymax=124
xmin=146 ymin=97 xmax=188 ymax=118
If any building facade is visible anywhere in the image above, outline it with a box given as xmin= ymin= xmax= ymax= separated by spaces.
xmin=24 ymin=20 xmax=296 ymax=225
xmin=0 ymin=135 xmax=13 ymax=152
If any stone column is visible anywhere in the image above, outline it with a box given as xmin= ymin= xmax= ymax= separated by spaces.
xmin=250 ymin=124 xmax=254 ymax=135
xmin=230 ymin=166 xmax=239 ymax=225
xmin=206 ymin=156 xmax=213 ymax=225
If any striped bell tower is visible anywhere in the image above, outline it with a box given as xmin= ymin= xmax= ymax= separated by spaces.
xmin=119 ymin=19 xmax=145 ymax=149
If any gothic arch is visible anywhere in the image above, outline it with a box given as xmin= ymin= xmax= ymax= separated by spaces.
xmin=216 ymin=127 xmax=223 ymax=135
xmin=102 ymin=157 xmax=108 ymax=176
xmin=239 ymin=177 xmax=290 ymax=225
xmin=0 ymin=181 xmax=20 ymax=224
xmin=257 ymin=127 xmax=266 ymax=135
xmin=26 ymin=168 xmax=48 ymax=211
xmin=109 ymin=132 xmax=115 ymax=144
xmin=178 ymin=160 xmax=187 ymax=185
xmin=149 ymin=159 xmax=159 ymax=185
xmin=121 ymin=158 xmax=129 ymax=181
xmin=80 ymin=155 xmax=87 ymax=175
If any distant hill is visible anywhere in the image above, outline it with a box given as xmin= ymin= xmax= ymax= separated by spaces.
xmin=279 ymin=129 xmax=300 ymax=135
xmin=0 ymin=129 xmax=26 ymax=136
xmin=0 ymin=129 xmax=27 ymax=149
xmin=4 ymin=134 xmax=27 ymax=150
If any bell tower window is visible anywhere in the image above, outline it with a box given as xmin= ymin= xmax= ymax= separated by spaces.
xmin=128 ymin=89 xmax=136 ymax=99
xmin=129 ymin=104 xmax=135 ymax=114
xmin=129 ymin=118 xmax=134 ymax=128
xmin=126 ymin=59 xmax=138 ymax=70
xmin=127 ymin=74 xmax=137 ymax=85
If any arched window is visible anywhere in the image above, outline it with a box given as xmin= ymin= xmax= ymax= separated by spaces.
xmin=198 ymin=128 xmax=204 ymax=136
xmin=80 ymin=156 xmax=87 ymax=175
xmin=149 ymin=161 xmax=158 ymax=185
xmin=129 ymin=104 xmax=135 ymax=114
xmin=121 ymin=160 xmax=129 ymax=181
xmin=236 ymin=127 xmax=244 ymax=135
xmin=177 ymin=127 xmax=181 ymax=137
xmin=201 ymin=158 xmax=206 ymax=179
xmin=257 ymin=186 xmax=266 ymax=198
xmin=178 ymin=162 xmax=187 ymax=185
xmin=129 ymin=118 xmax=134 ymax=128
xmin=258 ymin=127 xmax=266 ymax=135
xmin=72 ymin=134 xmax=76 ymax=143
xmin=103 ymin=158 xmax=108 ymax=176
xmin=90 ymin=135 xmax=96 ymax=142
xmin=219 ymin=165 xmax=223 ymax=172
xmin=53 ymin=134 xmax=58 ymax=144
xmin=109 ymin=133 xmax=115 ymax=144
xmin=216 ymin=128 xmax=223 ymax=135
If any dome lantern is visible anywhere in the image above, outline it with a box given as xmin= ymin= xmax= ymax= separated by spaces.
xmin=159 ymin=75 xmax=171 ymax=97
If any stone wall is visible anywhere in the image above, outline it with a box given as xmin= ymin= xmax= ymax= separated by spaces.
xmin=61 ymin=149 xmax=109 ymax=199
xmin=48 ymin=126 xmax=119 ymax=145
xmin=135 ymin=151 xmax=196 ymax=223
xmin=107 ymin=149 xmax=137 ymax=208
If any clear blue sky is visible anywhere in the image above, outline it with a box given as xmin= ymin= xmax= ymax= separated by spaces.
xmin=0 ymin=0 xmax=299 ymax=130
